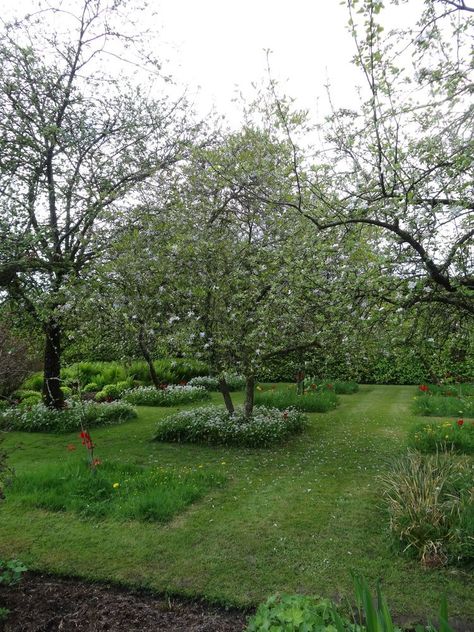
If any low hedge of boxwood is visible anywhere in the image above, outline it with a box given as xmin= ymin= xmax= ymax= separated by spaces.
xmin=154 ymin=405 xmax=307 ymax=447
xmin=0 ymin=400 xmax=137 ymax=433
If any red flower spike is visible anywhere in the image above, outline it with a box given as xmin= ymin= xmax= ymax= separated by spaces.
xmin=457 ymin=419 xmax=464 ymax=427
xmin=418 ymin=384 xmax=429 ymax=392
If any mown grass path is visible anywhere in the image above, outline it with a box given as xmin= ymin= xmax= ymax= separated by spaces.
xmin=0 ymin=385 xmax=472 ymax=623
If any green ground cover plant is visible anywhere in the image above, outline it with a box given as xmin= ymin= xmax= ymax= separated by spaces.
xmin=248 ymin=575 xmax=457 ymax=631
xmin=254 ymin=385 xmax=339 ymax=412
xmin=123 ymin=385 xmax=210 ymax=406
xmin=409 ymin=420 xmax=474 ymax=454
xmin=247 ymin=594 xmax=359 ymax=632
xmin=380 ymin=450 xmax=473 ymax=567
xmin=0 ymin=386 xmax=473 ymax=623
xmin=9 ymin=461 xmax=225 ymax=523
xmin=0 ymin=400 xmax=137 ymax=433
xmin=155 ymin=405 xmax=307 ymax=447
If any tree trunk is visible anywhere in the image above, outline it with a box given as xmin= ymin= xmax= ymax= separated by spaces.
xmin=218 ymin=377 xmax=235 ymax=415
xmin=138 ymin=328 xmax=160 ymax=388
xmin=42 ymin=318 xmax=64 ymax=409
xmin=244 ymin=375 xmax=255 ymax=417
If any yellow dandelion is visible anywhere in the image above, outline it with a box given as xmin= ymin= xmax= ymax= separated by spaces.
xmin=113 ymin=482 xmax=120 ymax=489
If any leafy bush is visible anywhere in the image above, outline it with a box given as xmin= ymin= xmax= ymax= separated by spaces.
xmin=413 ymin=394 xmax=474 ymax=417
xmin=123 ymin=384 xmax=210 ymax=407
xmin=0 ymin=400 xmax=9 ymax=411
xmin=83 ymin=382 xmax=99 ymax=392
xmin=0 ymin=400 xmax=137 ymax=433
xmin=20 ymin=359 xmax=210 ymax=394
xmin=18 ymin=395 xmax=42 ymax=409
xmin=0 ymin=559 xmax=27 ymax=586
xmin=95 ymin=381 xmax=132 ymax=402
xmin=247 ymin=594 xmax=357 ymax=632
xmin=12 ymin=389 xmax=42 ymax=402
xmin=9 ymin=461 xmax=225 ymax=523
xmin=380 ymin=450 xmax=473 ymax=567
xmin=155 ymin=405 xmax=307 ymax=447
xmin=254 ymin=386 xmax=339 ymax=412
xmin=21 ymin=372 xmax=43 ymax=392
xmin=248 ymin=575 xmax=457 ymax=632
xmin=188 ymin=374 xmax=246 ymax=391
xmin=409 ymin=420 xmax=474 ymax=454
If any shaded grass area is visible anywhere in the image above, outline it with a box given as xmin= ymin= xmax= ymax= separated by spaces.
xmin=9 ymin=461 xmax=225 ymax=523
xmin=0 ymin=386 xmax=473 ymax=623
xmin=254 ymin=385 xmax=339 ymax=412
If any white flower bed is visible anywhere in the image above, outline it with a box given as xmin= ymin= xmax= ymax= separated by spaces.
xmin=154 ymin=405 xmax=307 ymax=446
xmin=123 ymin=384 xmax=210 ymax=406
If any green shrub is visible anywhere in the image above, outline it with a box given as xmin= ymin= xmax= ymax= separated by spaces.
xmin=61 ymin=386 xmax=72 ymax=397
xmin=10 ymin=461 xmax=225 ymax=524
xmin=247 ymin=594 xmax=357 ymax=632
xmin=21 ymin=359 xmax=210 ymax=394
xmin=12 ymin=389 xmax=41 ymax=401
xmin=83 ymin=382 xmax=99 ymax=392
xmin=380 ymin=450 xmax=473 ymax=566
xmin=248 ymin=575 xmax=457 ymax=632
xmin=0 ymin=400 xmax=9 ymax=411
xmin=155 ymin=405 xmax=307 ymax=447
xmin=0 ymin=400 xmax=137 ymax=433
xmin=0 ymin=559 xmax=27 ymax=586
xmin=20 ymin=372 xmax=43 ymax=392
xmin=254 ymin=386 xmax=339 ymax=412
xmin=413 ymin=394 xmax=474 ymax=417
xmin=18 ymin=395 xmax=42 ymax=409
xmin=95 ymin=381 xmax=132 ymax=402
xmin=188 ymin=374 xmax=245 ymax=391
xmin=123 ymin=385 xmax=210 ymax=407
xmin=409 ymin=420 xmax=474 ymax=454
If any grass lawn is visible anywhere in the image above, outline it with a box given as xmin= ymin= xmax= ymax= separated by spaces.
xmin=0 ymin=385 xmax=473 ymax=624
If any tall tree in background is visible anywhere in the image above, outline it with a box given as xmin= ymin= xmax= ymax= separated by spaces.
xmin=0 ymin=0 xmax=196 ymax=407
xmin=301 ymin=0 xmax=473 ymax=314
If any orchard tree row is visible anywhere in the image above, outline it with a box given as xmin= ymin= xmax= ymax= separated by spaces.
xmin=0 ymin=0 xmax=472 ymax=411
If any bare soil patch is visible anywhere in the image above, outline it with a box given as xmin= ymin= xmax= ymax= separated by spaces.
xmin=0 ymin=573 xmax=248 ymax=631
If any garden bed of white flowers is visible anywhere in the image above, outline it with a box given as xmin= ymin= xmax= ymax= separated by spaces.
xmin=0 ymin=400 xmax=137 ymax=433
xmin=123 ymin=384 xmax=210 ymax=406
xmin=154 ymin=405 xmax=307 ymax=447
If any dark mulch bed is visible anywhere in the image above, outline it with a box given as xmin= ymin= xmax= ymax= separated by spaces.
xmin=0 ymin=573 xmax=248 ymax=631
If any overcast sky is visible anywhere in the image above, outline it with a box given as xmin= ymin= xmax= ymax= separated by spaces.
xmin=7 ymin=0 xmax=424 ymax=124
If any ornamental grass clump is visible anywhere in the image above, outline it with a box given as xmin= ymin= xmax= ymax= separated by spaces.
xmin=409 ymin=419 xmax=474 ymax=454
xmin=154 ymin=405 xmax=307 ymax=447
xmin=380 ymin=450 xmax=473 ymax=567
xmin=254 ymin=385 xmax=339 ymax=413
xmin=0 ymin=400 xmax=137 ymax=433
xmin=123 ymin=384 xmax=210 ymax=406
